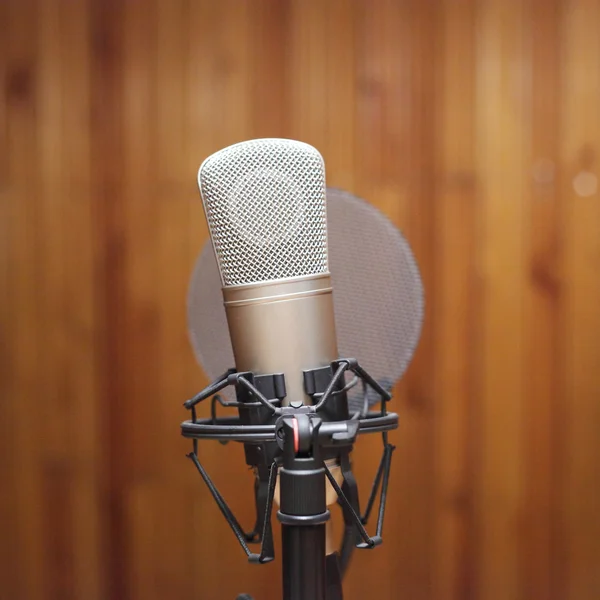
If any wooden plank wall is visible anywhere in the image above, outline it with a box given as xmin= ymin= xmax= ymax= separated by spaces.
xmin=1 ymin=1 xmax=599 ymax=599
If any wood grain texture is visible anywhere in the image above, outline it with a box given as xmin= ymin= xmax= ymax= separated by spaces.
xmin=2 ymin=1 xmax=599 ymax=599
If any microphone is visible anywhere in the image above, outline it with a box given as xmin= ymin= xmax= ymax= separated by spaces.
xmin=197 ymin=138 xmax=339 ymax=411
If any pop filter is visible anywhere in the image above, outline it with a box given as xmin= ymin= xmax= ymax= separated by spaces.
xmin=187 ymin=187 xmax=424 ymax=413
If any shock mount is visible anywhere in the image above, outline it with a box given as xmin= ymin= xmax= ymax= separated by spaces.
xmin=180 ymin=358 xmax=398 ymax=600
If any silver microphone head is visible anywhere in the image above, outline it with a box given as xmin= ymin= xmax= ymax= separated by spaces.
xmin=198 ymin=138 xmax=329 ymax=287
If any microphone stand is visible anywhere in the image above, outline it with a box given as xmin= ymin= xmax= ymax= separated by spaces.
xmin=181 ymin=359 xmax=396 ymax=600
xmin=278 ymin=414 xmax=328 ymax=600
xmin=277 ymin=412 xmax=358 ymax=600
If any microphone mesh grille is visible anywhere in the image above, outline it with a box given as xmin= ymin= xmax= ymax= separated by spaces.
xmin=198 ymin=138 xmax=328 ymax=286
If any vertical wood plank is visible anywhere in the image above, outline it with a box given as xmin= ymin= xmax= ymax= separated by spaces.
xmin=155 ymin=0 xmax=194 ymax=477
xmin=322 ymin=0 xmax=356 ymax=191
xmin=4 ymin=1 xmax=45 ymax=598
xmin=560 ymin=1 xmax=600 ymax=597
xmin=89 ymin=0 xmax=126 ymax=597
xmin=0 ymin=0 xmax=9 ymax=186
xmin=247 ymin=0 xmax=289 ymax=139
xmin=118 ymin=0 xmax=159 ymax=485
xmin=354 ymin=0 xmax=412 ymax=217
xmin=288 ymin=0 xmax=329 ymax=151
xmin=475 ymin=0 xmax=528 ymax=598
xmin=0 ymin=2 xmax=16 ymax=597
xmin=524 ymin=1 xmax=564 ymax=599
xmin=433 ymin=2 xmax=479 ymax=599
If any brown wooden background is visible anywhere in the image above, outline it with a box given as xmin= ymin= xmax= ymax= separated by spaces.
xmin=2 ymin=1 xmax=600 ymax=599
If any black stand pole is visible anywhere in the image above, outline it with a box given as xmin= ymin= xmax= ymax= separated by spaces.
xmin=282 ymin=525 xmax=326 ymax=600
xmin=277 ymin=415 xmax=330 ymax=600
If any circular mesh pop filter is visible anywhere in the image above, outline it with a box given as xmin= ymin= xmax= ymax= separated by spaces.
xmin=187 ymin=188 xmax=424 ymax=413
